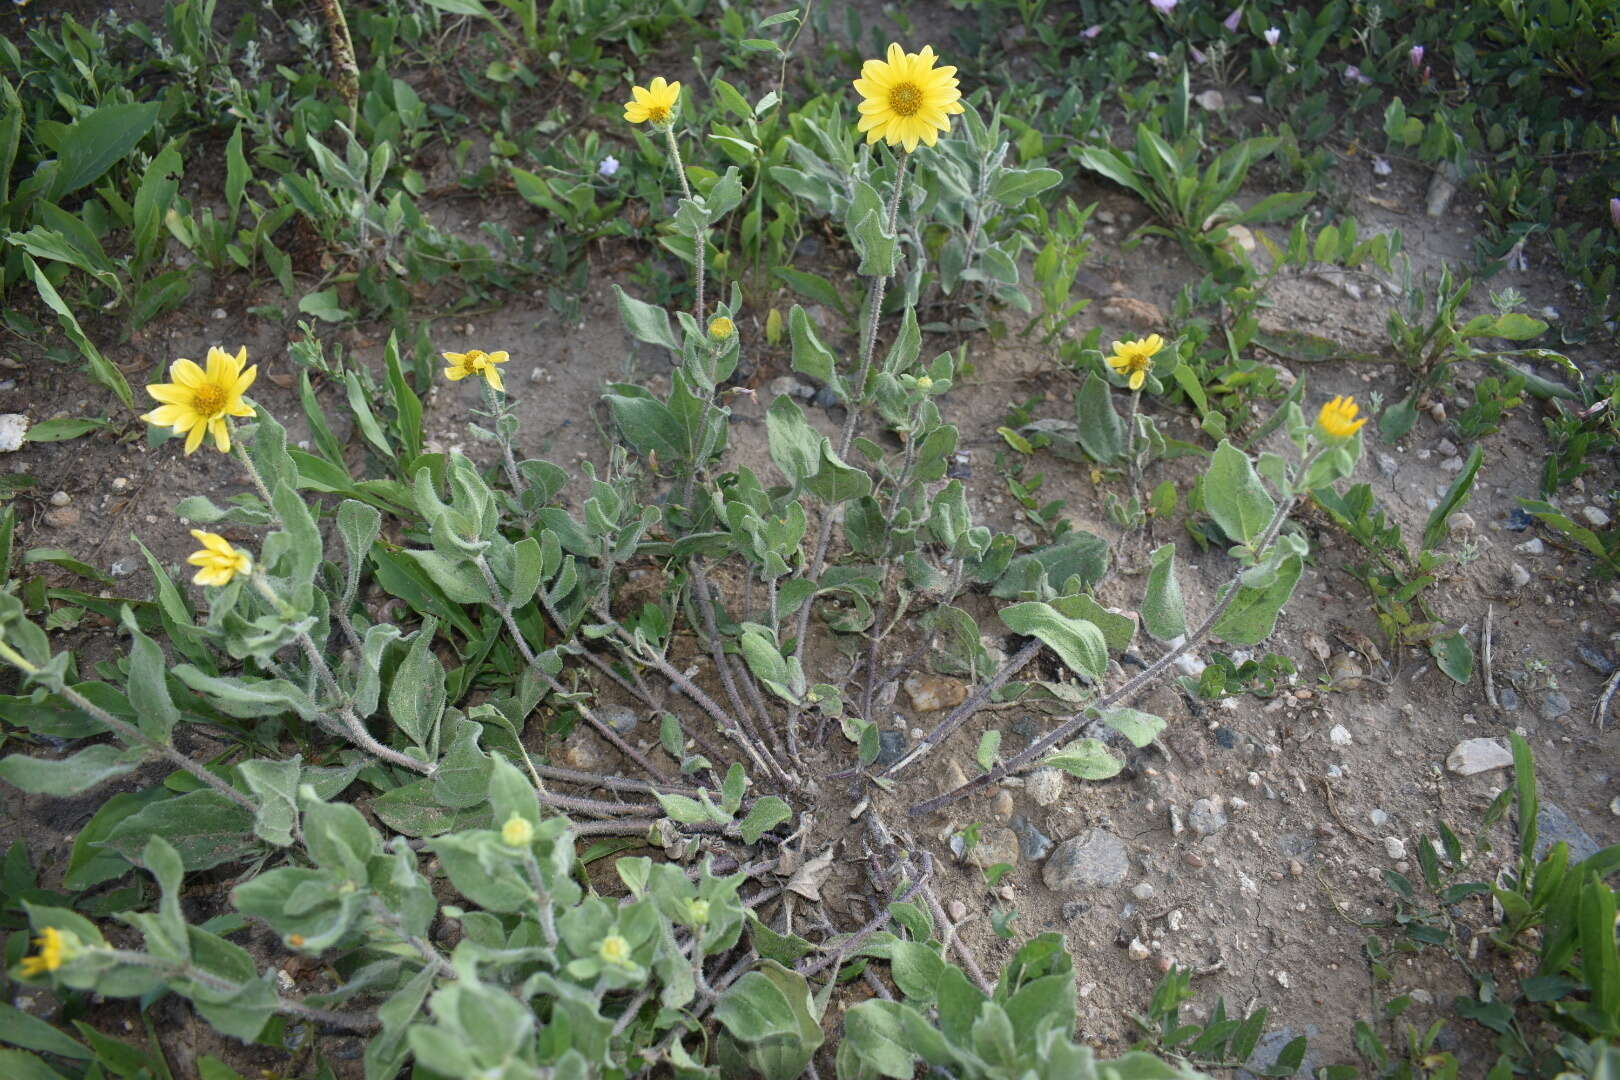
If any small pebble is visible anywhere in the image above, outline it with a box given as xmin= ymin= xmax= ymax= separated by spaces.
xmin=1581 ymin=506 xmax=1611 ymax=528
xmin=1509 ymin=563 xmax=1531 ymax=589
xmin=49 ymin=490 xmax=70 ymax=507
xmin=947 ymin=900 xmax=968 ymax=921
xmin=1329 ymin=724 xmax=1353 ymax=746
xmin=1132 ymin=882 xmax=1155 ymax=901
xmin=1127 ymin=937 xmax=1152 ymax=961
xmin=1515 ymin=537 xmax=1545 ymax=555
xmin=1368 ymin=808 xmax=1389 ymax=828
xmin=1383 ymin=836 xmax=1407 ymax=860
xmin=1182 ymin=851 xmax=1205 ymax=869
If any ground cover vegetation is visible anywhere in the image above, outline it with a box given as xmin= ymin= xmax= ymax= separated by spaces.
xmin=0 ymin=0 xmax=1617 ymax=1076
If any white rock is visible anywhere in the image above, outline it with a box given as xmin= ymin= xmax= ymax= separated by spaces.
xmin=1027 ymin=767 xmax=1064 ymax=807
xmin=1515 ymin=537 xmax=1545 ymax=555
xmin=1582 ymin=505 xmax=1611 ymax=528
xmin=1132 ymin=882 xmax=1156 ymax=901
xmin=49 ymin=490 xmax=70 ymax=507
xmin=1329 ymin=724 xmax=1353 ymax=746
xmin=1509 ymin=563 xmax=1531 ymax=588
xmin=0 ymin=414 xmax=27 ymax=452
xmin=1383 ymin=836 xmax=1407 ymax=860
xmin=1446 ymin=737 xmax=1513 ymax=776
xmin=1127 ymin=937 xmax=1152 ymax=961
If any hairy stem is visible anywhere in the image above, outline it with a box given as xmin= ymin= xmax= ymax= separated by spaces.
xmin=104 ymin=949 xmax=379 ymax=1032
xmin=0 ymin=640 xmax=264 ymax=818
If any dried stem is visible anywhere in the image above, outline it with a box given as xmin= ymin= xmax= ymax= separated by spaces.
xmin=910 ymin=458 xmax=1312 ymax=817
xmin=881 ymin=639 xmax=1041 ymax=779
xmin=473 ymin=554 xmax=675 ymax=784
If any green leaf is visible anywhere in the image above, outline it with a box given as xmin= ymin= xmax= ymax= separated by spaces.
xmin=0 ymin=1002 xmax=90 ymax=1059
xmin=606 ymin=387 xmax=687 ymax=463
xmin=1422 ymin=445 xmax=1483 ymax=551
xmin=765 ymin=394 xmax=822 ymax=489
xmin=739 ymin=797 xmax=791 ymax=844
xmin=976 ymin=729 xmax=1001 ymax=772
xmin=788 ymin=304 xmax=840 ymax=390
xmin=0 ymin=745 xmax=144 ymax=795
xmin=1142 ymin=543 xmax=1187 ymax=641
xmin=805 ymin=441 xmax=872 ymax=505
xmin=20 ymin=254 xmax=130 ymax=406
xmin=1430 ymin=632 xmax=1474 ymax=685
xmin=1074 ymin=372 xmax=1126 ymax=464
xmin=714 ymin=970 xmax=800 ymax=1041
xmin=999 ymin=601 xmax=1107 ymax=679
xmin=1205 ymin=441 xmax=1276 ymax=547
xmin=989 ymin=167 xmax=1062 ymax=204
xmin=1044 ymin=738 xmax=1123 ymax=780
xmin=102 ymin=790 xmax=256 ymax=870
xmin=613 ymin=285 xmax=681 ymax=352
xmin=1051 ymin=594 xmax=1135 ymax=653
xmin=1096 ymin=707 xmax=1165 ymax=748
xmin=1211 ymin=554 xmax=1302 ymax=646
xmin=24 ymin=417 xmax=107 ymax=443
xmin=45 ymin=101 xmax=160 ymax=200
xmin=237 ymin=758 xmax=302 ymax=847
xmin=297 ymin=287 xmax=352 ymax=323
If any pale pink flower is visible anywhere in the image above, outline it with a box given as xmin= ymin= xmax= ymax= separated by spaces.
xmin=1223 ymin=6 xmax=1242 ymax=31
xmin=1263 ymin=26 xmax=1280 ymax=46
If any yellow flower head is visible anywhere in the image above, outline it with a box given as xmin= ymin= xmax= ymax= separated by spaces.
xmin=708 ymin=316 xmax=735 ymax=341
xmin=854 ymin=44 xmax=965 ymax=152
xmin=599 ymin=933 xmax=633 ymax=967
xmin=623 ymin=77 xmax=681 ymax=126
xmin=1105 ymin=334 xmax=1164 ymax=391
xmin=442 ymin=349 xmax=509 ymax=393
xmin=915 ymin=375 xmax=933 ymax=391
xmin=501 ymin=813 xmax=535 ymax=847
xmin=1317 ymin=395 xmax=1368 ymax=439
xmin=187 ymin=529 xmax=251 ymax=587
xmin=20 ymin=927 xmax=77 ymax=977
xmin=141 ymin=346 xmax=258 ymax=454
xmin=687 ymin=898 xmax=711 ymax=926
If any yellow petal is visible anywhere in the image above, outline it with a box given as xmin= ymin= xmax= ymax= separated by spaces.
xmin=1130 ymin=370 xmax=1146 ymax=390
xmin=234 ymin=363 xmax=258 ymax=396
xmin=211 ymin=418 xmax=231 ymax=454
xmin=487 ymin=350 xmax=509 ymax=365
xmin=183 ymin=422 xmax=206 ymax=454
xmin=445 ymin=365 xmax=468 ymax=380
xmin=143 ymin=404 xmax=187 ymax=427
xmin=485 ymin=366 xmax=505 ymax=393
xmin=171 ymin=358 xmax=206 ymax=388
xmin=146 ymin=383 xmax=191 ymax=405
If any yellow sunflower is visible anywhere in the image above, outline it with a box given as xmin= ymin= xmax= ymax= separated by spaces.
xmin=708 ymin=316 xmax=735 ymax=341
xmin=20 ymin=927 xmax=74 ymax=977
xmin=1317 ymin=395 xmax=1367 ymax=439
xmin=1105 ymin=334 xmax=1164 ymax=391
xmin=854 ymin=44 xmax=965 ymax=152
xmin=442 ymin=349 xmax=509 ymax=392
xmin=187 ymin=529 xmax=252 ymax=587
xmin=141 ymin=346 xmax=258 ymax=454
xmin=623 ymin=77 xmax=681 ymax=126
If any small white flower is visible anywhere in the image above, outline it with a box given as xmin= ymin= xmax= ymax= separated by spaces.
xmin=599 ymin=155 xmax=621 ymax=178
xmin=1264 ymin=26 xmax=1281 ymax=46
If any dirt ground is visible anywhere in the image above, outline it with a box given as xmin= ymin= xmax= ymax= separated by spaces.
xmin=2 ymin=22 xmax=1617 ymax=1077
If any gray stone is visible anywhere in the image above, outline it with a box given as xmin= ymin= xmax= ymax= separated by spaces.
xmin=1042 ymin=828 xmax=1129 ymax=891
xmin=1532 ymin=802 xmax=1601 ymax=864
xmin=599 ymin=705 xmax=641 ymax=735
xmin=1060 ymin=900 xmax=1090 ymax=920
xmin=1368 ymin=808 xmax=1389 ymax=828
xmin=1509 ymin=563 xmax=1531 ymax=589
xmin=1578 ymin=645 xmax=1616 ymax=675
xmin=1515 ymin=537 xmax=1545 ymax=555
xmin=1536 ymin=690 xmax=1572 ymax=722
xmin=1446 ymin=737 xmax=1513 ymax=776
xmin=1499 ymin=685 xmax=1522 ymax=711
xmin=1581 ymin=505 xmax=1611 ymax=528
xmin=1383 ymin=836 xmax=1407 ymax=860
xmin=903 ymin=673 xmax=968 ymax=712
xmin=1010 ymin=814 xmax=1054 ymax=861
xmin=811 ymin=386 xmax=840 ymax=410
xmin=1189 ymin=798 xmax=1229 ymax=836
xmin=1376 ymin=452 xmax=1400 ymax=478
xmin=875 ymin=729 xmax=908 ymax=768
xmin=766 ymin=375 xmax=814 ymax=400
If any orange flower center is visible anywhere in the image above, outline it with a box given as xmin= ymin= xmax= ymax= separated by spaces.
xmin=646 ymin=104 xmax=670 ymax=124
xmin=888 ymin=83 xmax=922 ymax=116
xmin=192 ymin=384 xmax=227 ymax=417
